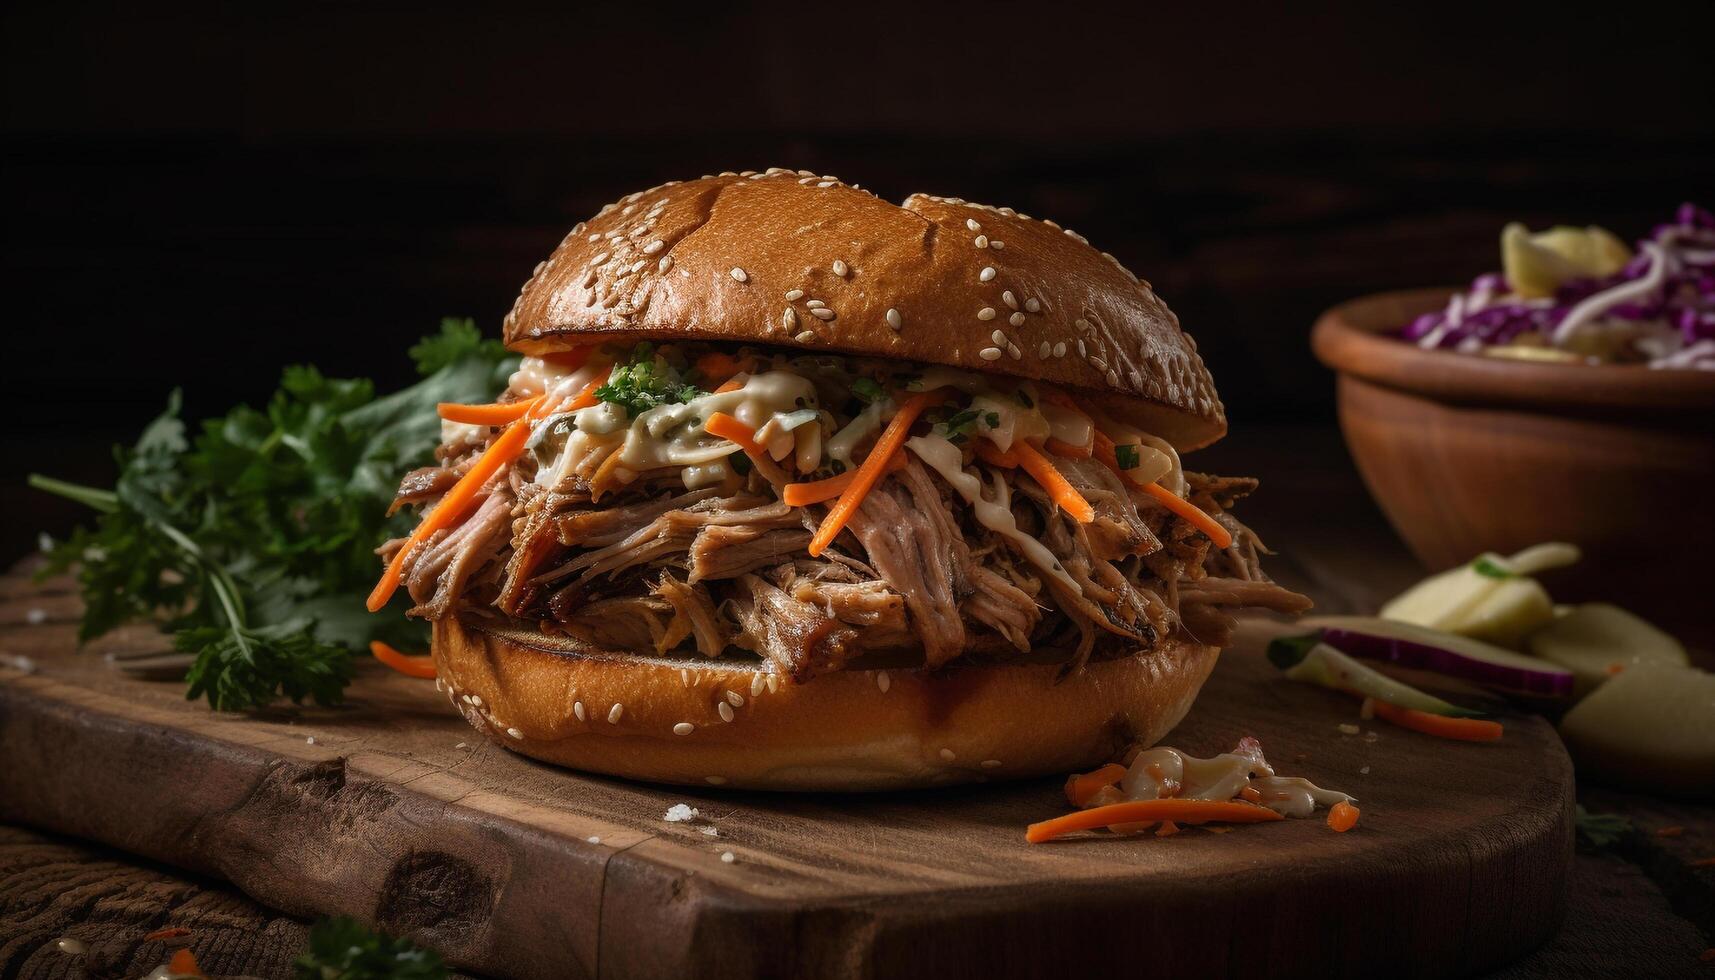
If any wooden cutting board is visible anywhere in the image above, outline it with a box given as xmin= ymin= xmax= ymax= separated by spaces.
xmin=0 ymin=564 xmax=1572 ymax=980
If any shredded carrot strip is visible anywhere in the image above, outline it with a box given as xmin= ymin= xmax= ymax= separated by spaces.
xmin=973 ymin=440 xmax=1020 ymax=468
xmin=367 ymin=420 xmax=533 ymax=612
xmin=1139 ymin=483 xmax=1234 ymax=550
xmin=697 ymin=352 xmax=754 ymax=387
xmin=1327 ymin=800 xmax=1361 ymax=832
xmin=1371 ymin=700 xmax=1503 ymax=742
xmin=808 ymin=390 xmax=947 ymax=556
xmin=1064 ymin=763 xmax=1128 ymax=807
xmin=542 ymin=346 xmax=593 ymax=371
xmin=370 ymin=641 xmax=437 ymax=679
xmin=1156 ymin=820 xmax=1181 ymax=837
xmin=705 ymin=412 xmax=767 ymax=456
xmin=715 ymin=378 xmax=746 ymax=394
xmin=782 ymin=453 xmax=907 ymax=507
xmin=169 ymin=949 xmax=204 ymax=977
xmin=1090 ymin=429 xmax=1134 ymax=481
xmin=144 ymin=926 xmax=191 ymax=941
xmin=436 ymin=395 xmax=542 ymax=426
xmin=1239 ymin=785 xmax=1263 ymax=804
xmin=1026 ymin=799 xmax=1283 ymax=843
xmin=1012 ymin=439 xmax=1095 ymax=523
xmin=589 ymin=443 xmax=629 ymax=499
xmin=556 ymin=377 xmax=606 ymax=415
xmin=1044 ymin=435 xmax=1094 ymax=459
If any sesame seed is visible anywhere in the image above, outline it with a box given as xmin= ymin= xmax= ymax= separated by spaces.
xmin=939 ymin=748 xmax=956 ymax=761
xmin=1107 ymin=368 xmax=1120 ymax=385
xmin=991 ymin=329 xmax=1008 ymax=346
xmin=588 ymin=835 xmax=602 ymax=844
xmin=720 ymin=851 xmax=736 ymax=863
xmin=674 ymin=722 xmax=695 ymax=736
xmin=580 ymin=270 xmax=597 ymax=288
xmin=751 ymin=673 xmax=767 ymax=696
xmin=725 ymin=690 xmax=745 ymax=707
xmin=798 ymin=176 xmax=816 ymax=184
xmin=730 ymin=267 xmax=748 ymax=283
xmin=627 ymin=260 xmax=646 ymax=274
xmin=470 ymin=694 xmax=483 ymax=707
xmin=533 ymin=260 xmax=546 ymax=276
xmin=979 ymin=267 xmax=996 ymax=282
xmin=974 ymin=235 xmax=989 ymax=249
xmin=991 ymin=241 xmax=1004 ymax=250
xmin=1075 ymin=318 xmax=1093 ymax=333
xmin=587 ymin=233 xmax=601 ymax=242
xmin=1077 ymin=339 xmax=1088 ymax=356
xmin=1009 ymin=343 xmax=1022 ymax=360
xmin=785 ymin=289 xmax=805 ymax=301
xmin=1053 ymin=341 xmax=1067 ymax=357
xmin=608 ymin=703 xmax=625 ymax=724
xmin=680 ymin=668 xmax=691 ymax=686
xmin=817 ymin=180 xmax=835 ymax=188
xmin=718 ymin=702 xmax=735 ymax=723
xmin=574 ymin=701 xmax=586 ymax=721
xmin=966 ymin=218 xmax=981 ymax=231
xmin=591 ymin=252 xmax=610 ymax=266
xmin=1009 ymin=312 xmax=1026 ymax=327
xmin=885 ymin=308 xmax=903 ymax=330
xmin=658 ymin=255 xmax=674 ymax=273
xmin=783 ymin=307 xmax=798 ymax=330
xmin=507 ymin=727 xmax=524 ymax=739
xmin=642 ymin=239 xmax=665 ymax=255
xmin=832 ymin=259 xmax=849 ymax=277
xmin=1039 ymin=341 xmax=1051 ymax=358
xmin=810 ymin=308 xmax=836 ymax=321
xmin=767 ymin=675 xmax=779 ymax=693
xmin=806 ymin=298 xmax=826 ymax=308
xmin=877 ymin=670 xmax=891 ymax=693
xmin=1025 ymin=298 xmax=1041 ymax=313
xmin=981 ymin=759 xmax=1002 ymax=769
xmin=979 ymin=347 xmax=1003 ymax=361
xmin=794 ymin=330 xmax=817 ymax=343
xmin=1002 ymin=290 xmax=1018 ymax=309
xmin=977 ymin=307 xmax=997 ymax=321
xmin=706 ymin=775 xmax=728 ymax=785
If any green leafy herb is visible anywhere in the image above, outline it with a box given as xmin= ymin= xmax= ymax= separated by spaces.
xmin=33 ymin=319 xmax=516 ymax=711
xmin=1574 ymin=805 xmax=1632 ymax=849
xmin=1472 ymin=556 xmax=1516 ymax=580
xmin=935 ymin=408 xmax=984 ymax=444
xmin=850 ymin=377 xmax=884 ymax=404
xmin=984 ymin=411 xmax=1001 ymax=430
xmin=294 ymin=916 xmax=446 ymax=980
xmin=1114 ymin=443 xmax=1141 ymax=470
xmin=595 ymin=342 xmax=703 ymax=416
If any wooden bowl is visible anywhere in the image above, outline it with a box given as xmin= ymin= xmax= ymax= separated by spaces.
xmin=1312 ymin=289 xmax=1715 ymax=645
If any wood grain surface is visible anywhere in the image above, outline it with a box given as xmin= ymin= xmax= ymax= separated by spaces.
xmin=0 ymin=561 xmax=1575 ymax=980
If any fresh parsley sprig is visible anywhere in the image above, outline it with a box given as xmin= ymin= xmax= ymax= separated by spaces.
xmin=294 ymin=917 xmax=446 ymax=980
xmin=594 ymin=342 xmax=703 ymax=416
xmin=32 ymin=319 xmax=517 ymax=711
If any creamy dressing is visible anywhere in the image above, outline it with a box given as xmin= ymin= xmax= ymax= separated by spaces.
xmin=906 ymin=434 xmax=1081 ymax=593
xmin=1119 ymin=739 xmax=1351 ymax=819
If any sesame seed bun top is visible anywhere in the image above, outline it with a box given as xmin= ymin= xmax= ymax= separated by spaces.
xmin=503 ymin=169 xmax=1228 ymax=451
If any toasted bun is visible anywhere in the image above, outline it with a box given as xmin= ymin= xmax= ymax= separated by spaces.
xmin=432 ymin=614 xmax=1220 ymax=791
xmin=503 ymin=170 xmax=1226 ymax=451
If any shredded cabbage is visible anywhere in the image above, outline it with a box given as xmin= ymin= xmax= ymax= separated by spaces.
xmin=1400 ymin=203 xmax=1715 ymax=369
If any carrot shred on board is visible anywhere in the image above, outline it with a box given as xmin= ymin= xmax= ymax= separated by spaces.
xmin=1044 ymin=435 xmax=1094 ymax=459
xmin=1327 ymin=800 xmax=1361 ymax=832
xmin=1239 ymin=785 xmax=1263 ymax=804
xmin=436 ymin=395 xmax=542 ymax=426
xmin=973 ymin=440 xmax=1020 ymax=468
xmin=1011 ymin=439 xmax=1095 ymax=523
xmin=144 ymin=926 xmax=191 ymax=941
xmin=783 ymin=453 xmax=907 ymax=507
xmin=1139 ymin=483 xmax=1234 ymax=550
xmin=1155 ymin=820 xmax=1181 ymax=837
xmin=1064 ymin=763 xmax=1128 ymax=807
xmin=367 ymin=420 xmax=533 ymax=612
xmin=705 ymin=412 xmax=767 ymax=456
xmin=168 ymin=948 xmax=204 ymax=977
xmin=1689 ymin=857 xmax=1715 ymax=868
xmin=370 ymin=641 xmax=437 ymax=679
xmin=1371 ymin=700 xmax=1503 ymax=742
xmin=1657 ymin=826 xmax=1686 ymax=838
xmin=1027 ymin=799 xmax=1283 ymax=843
xmin=808 ymin=389 xmax=947 ymax=556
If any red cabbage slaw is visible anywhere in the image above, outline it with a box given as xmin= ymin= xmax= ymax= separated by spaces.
xmin=1401 ymin=203 xmax=1715 ymax=369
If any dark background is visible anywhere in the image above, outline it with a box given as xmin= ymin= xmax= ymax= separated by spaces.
xmin=4 ymin=1 xmax=1713 ymax=559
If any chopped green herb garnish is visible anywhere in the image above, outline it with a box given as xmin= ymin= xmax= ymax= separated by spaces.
xmin=294 ymin=916 xmax=446 ymax=980
xmin=935 ymin=407 xmax=984 ymax=443
xmin=984 ymin=412 xmax=1001 ymax=430
xmin=1574 ymin=805 xmax=1632 ymax=849
xmin=1114 ymin=443 xmax=1141 ymax=469
xmin=851 ymin=377 xmax=885 ymax=404
xmin=595 ymin=342 xmax=705 ymax=417
xmin=1472 ymin=556 xmax=1515 ymax=580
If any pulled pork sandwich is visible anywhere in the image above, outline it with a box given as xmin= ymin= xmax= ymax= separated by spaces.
xmin=366 ymin=170 xmax=1309 ymax=790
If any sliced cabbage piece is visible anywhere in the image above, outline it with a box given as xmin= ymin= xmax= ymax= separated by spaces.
xmin=1559 ymin=661 xmax=1715 ymax=799
xmin=1527 ymin=603 xmax=1689 ymax=699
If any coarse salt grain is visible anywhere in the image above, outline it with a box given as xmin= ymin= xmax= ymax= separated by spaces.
xmin=664 ymin=803 xmax=700 ymax=823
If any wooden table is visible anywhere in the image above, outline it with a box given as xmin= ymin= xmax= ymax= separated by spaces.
xmin=2 ymin=426 xmax=1710 ymax=979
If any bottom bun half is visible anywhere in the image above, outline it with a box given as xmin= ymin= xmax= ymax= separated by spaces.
xmin=432 ymin=615 xmax=1221 ymax=791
